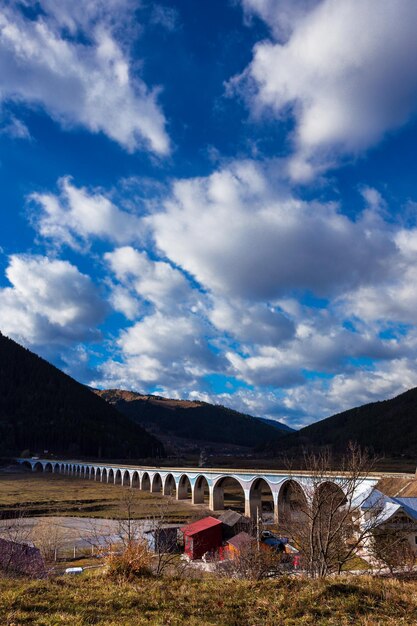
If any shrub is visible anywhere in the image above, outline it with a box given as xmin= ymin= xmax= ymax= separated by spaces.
xmin=106 ymin=541 xmax=153 ymax=581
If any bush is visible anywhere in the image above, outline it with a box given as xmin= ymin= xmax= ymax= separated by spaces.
xmin=106 ymin=541 xmax=153 ymax=581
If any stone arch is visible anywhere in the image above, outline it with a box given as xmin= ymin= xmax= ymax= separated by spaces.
xmin=277 ymin=479 xmax=307 ymax=529
xmin=163 ymin=473 xmax=176 ymax=497
xmin=21 ymin=461 xmax=32 ymax=471
xmin=95 ymin=467 xmax=101 ymax=481
xmin=88 ymin=466 xmax=94 ymax=479
xmin=44 ymin=462 xmax=53 ymax=473
xmin=108 ymin=468 xmax=114 ymax=484
xmin=177 ymin=474 xmax=192 ymax=500
xmin=211 ymin=476 xmax=245 ymax=513
xmin=193 ymin=475 xmax=209 ymax=505
xmin=122 ymin=470 xmax=130 ymax=487
xmin=33 ymin=461 xmax=43 ymax=473
xmin=131 ymin=471 xmax=140 ymax=488
xmin=141 ymin=472 xmax=151 ymax=491
xmin=102 ymin=468 xmax=108 ymax=483
xmin=114 ymin=469 xmax=122 ymax=485
xmin=53 ymin=463 xmax=60 ymax=473
xmin=249 ymin=477 xmax=274 ymax=520
xmin=81 ymin=466 xmax=86 ymax=478
xmin=313 ymin=481 xmax=347 ymax=513
xmin=151 ymin=473 xmax=162 ymax=493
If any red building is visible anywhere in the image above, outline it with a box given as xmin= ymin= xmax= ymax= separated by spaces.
xmin=181 ymin=516 xmax=223 ymax=560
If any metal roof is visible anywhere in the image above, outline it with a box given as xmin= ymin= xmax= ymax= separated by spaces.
xmin=218 ymin=510 xmax=246 ymax=527
xmin=181 ymin=516 xmax=222 ymax=536
xmin=227 ymin=532 xmax=253 ymax=550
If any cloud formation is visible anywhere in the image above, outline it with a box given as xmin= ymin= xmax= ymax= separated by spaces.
xmin=150 ymin=161 xmax=393 ymax=299
xmin=0 ymin=254 xmax=106 ymax=346
xmin=0 ymin=3 xmax=169 ymax=154
xmin=239 ymin=0 xmax=417 ymax=178
xmin=31 ymin=178 xmax=144 ymax=250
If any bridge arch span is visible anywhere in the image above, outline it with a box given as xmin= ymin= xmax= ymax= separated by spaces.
xmin=44 ymin=462 xmax=53 ymax=473
xmin=151 ymin=473 xmax=162 ymax=493
xmin=249 ymin=477 xmax=274 ymax=520
xmin=122 ymin=470 xmax=130 ymax=486
xmin=211 ymin=476 xmax=245 ymax=513
xmin=141 ymin=472 xmax=150 ymax=491
xmin=163 ymin=473 xmax=176 ymax=497
xmin=192 ymin=475 xmax=209 ymax=505
xmin=177 ymin=474 xmax=192 ymax=500
xmin=131 ymin=471 xmax=140 ymax=488
xmin=277 ymin=479 xmax=307 ymax=529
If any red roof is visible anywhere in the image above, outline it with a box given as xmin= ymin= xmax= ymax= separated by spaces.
xmin=181 ymin=516 xmax=222 ymax=536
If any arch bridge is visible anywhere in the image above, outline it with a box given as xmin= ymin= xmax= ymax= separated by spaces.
xmin=17 ymin=458 xmax=380 ymax=523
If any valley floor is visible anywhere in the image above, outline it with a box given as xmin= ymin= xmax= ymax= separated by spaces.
xmin=0 ymin=471 xmax=199 ymax=521
xmin=1 ymin=572 xmax=417 ymax=625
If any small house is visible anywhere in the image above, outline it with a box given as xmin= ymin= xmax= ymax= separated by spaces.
xmin=144 ymin=526 xmax=179 ymax=553
xmin=181 ymin=516 xmax=222 ymax=560
xmin=218 ymin=510 xmax=252 ymax=540
xmin=226 ymin=531 xmax=254 ymax=558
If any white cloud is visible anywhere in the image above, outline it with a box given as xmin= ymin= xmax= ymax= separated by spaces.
xmin=0 ymin=254 xmax=106 ymax=346
xmin=150 ymin=160 xmax=394 ymax=299
xmin=241 ymin=0 xmax=320 ymax=39
xmin=238 ymin=0 xmax=417 ymax=178
xmin=209 ymin=297 xmax=295 ymax=345
xmin=282 ymin=358 xmax=417 ymax=427
xmin=98 ymin=311 xmax=219 ymax=388
xmin=31 ymin=178 xmax=143 ymax=250
xmin=0 ymin=115 xmax=31 ymax=140
xmin=0 ymin=4 xmax=169 ymax=154
xmin=105 ymin=246 xmax=193 ymax=313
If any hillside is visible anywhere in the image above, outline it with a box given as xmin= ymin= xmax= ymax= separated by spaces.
xmin=95 ymin=389 xmax=290 ymax=452
xmin=0 ymin=573 xmax=415 ymax=625
xmin=0 ymin=333 xmax=164 ymax=459
xmin=272 ymin=386 xmax=417 ymax=457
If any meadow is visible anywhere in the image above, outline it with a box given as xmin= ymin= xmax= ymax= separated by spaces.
xmin=0 ymin=471 xmax=198 ymax=521
xmin=1 ymin=571 xmax=417 ymax=625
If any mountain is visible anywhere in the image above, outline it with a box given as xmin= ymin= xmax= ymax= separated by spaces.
xmin=271 ymin=386 xmax=417 ymax=457
xmin=0 ymin=333 xmax=164 ymax=459
xmin=256 ymin=417 xmax=294 ymax=433
xmin=94 ymin=389 xmax=290 ymax=452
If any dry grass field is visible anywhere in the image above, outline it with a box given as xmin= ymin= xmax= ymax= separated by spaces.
xmin=0 ymin=471 xmax=200 ymax=521
xmin=1 ymin=572 xmax=417 ymax=625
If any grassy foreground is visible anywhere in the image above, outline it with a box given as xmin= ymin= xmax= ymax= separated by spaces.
xmin=1 ymin=572 xmax=417 ymax=625
xmin=0 ymin=472 xmax=197 ymax=521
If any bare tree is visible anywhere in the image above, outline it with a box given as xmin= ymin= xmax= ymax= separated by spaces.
xmin=115 ymin=488 xmax=143 ymax=547
xmin=280 ymin=443 xmax=386 ymax=577
xmin=31 ymin=519 xmax=70 ymax=564
xmin=369 ymin=525 xmax=416 ymax=575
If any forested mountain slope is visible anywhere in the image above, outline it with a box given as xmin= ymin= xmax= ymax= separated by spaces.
xmin=95 ymin=388 xmax=291 ymax=451
xmin=271 ymin=386 xmax=417 ymax=457
xmin=0 ymin=333 xmax=164 ymax=459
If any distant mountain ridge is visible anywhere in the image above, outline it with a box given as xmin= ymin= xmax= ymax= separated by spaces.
xmin=95 ymin=388 xmax=292 ymax=452
xmin=0 ymin=333 xmax=164 ymax=459
xmin=271 ymin=386 xmax=417 ymax=457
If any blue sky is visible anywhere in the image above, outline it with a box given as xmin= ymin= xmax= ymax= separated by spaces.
xmin=3 ymin=0 xmax=417 ymax=427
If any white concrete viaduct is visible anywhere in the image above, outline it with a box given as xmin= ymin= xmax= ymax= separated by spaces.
xmin=16 ymin=458 xmax=383 ymax=523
